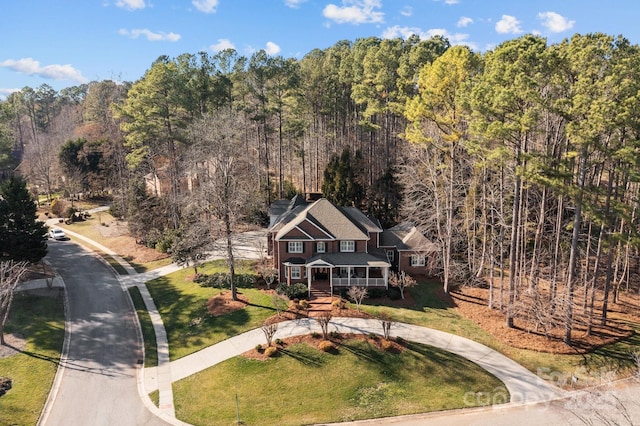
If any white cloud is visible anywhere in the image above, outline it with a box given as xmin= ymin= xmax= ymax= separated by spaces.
xmin=284 ymin=0 xmax=307 ymax=8
xmin=323 ymin=0 xmax=384 ymax=25
xmin=0 ymin=58 xmax=88 ymax=83
xmin=495 ymin=15 xmax=522 ymax=34
xmin=192 ymin=0 xmax=219 ymax=14
xmin=115 ymin=0 xmax=146 ymax=10
xmin=0 ymin=88 xmax=20 ymax=99
xmin=118 ymin=28 xmax=181 ymax=42
xmin=538 ymin=11 xmax=575 ymax=33
xmin=457 ymin=16 xmax=473 ymax=28
xmin=381 ymin=25 xmax=477 ymax=50
xmin=210 ymin=38 xmax=235 ymax=52
xmin=444 ymin=0 xmax=459 ymax=4
xmin=400 ymin=6 xmax=413 ymax=17
xmin=265 ymin=41 xmax=281 ymax=55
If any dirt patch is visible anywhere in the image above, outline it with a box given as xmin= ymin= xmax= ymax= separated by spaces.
xmin=449 ymin=286 xmax=635 ymax=354
xmin=93 ymin=221 xmax=129 ymax=238
xmin=0 ymin=334 xmax=26 ymax=359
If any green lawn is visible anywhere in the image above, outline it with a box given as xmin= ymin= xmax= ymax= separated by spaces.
xmin=129 ymin=287 xmax=158 ymax=368
xmin=361 ymin=281 xmax=640 ymax=382
xmin=174 ymin=339 xmax=508 ymax=426
xmin=0 ymin=292 xmax=65 ymax=426
xmin=145 ymin=259 xmax=275 ymax=360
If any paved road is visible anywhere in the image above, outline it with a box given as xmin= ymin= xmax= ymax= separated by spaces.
xmin=40 ymin=241 xmax=169 ymax=426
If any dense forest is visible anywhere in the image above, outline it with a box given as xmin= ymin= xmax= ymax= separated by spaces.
xmin=1 ymin=32 xmax=640 ymax=345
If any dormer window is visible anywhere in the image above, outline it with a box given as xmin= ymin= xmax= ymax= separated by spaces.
xmin=340 ymin=240 xmax=355 ymax=252
xmin=316 ymin=242 xmax=326 ymax=253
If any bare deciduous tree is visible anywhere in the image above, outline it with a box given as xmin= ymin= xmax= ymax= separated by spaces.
xmin=272 ymin=293 xmax=289 ymax=317
xmin=378 ymin=312 xmax=393 ymax=341
xmin=347 ymin=286 xmax=368 ymax=311
xmin=0 ymin=261 xmax=28 ymax=345
xmin=261 ymin=322 xmax=278 ymax=347
xmin=315 ymin=311 xmax=332 ymax=340
xmin=388 ymin=271 xmax=417 ymax=300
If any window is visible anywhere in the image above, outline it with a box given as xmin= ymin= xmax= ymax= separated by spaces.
xmin=288 ymin=241 xmax=303 ymax=253
xmin=291 ymin=266 xmax=301 ymax=279
xmin=340 ymin=240 xmax=355 ymax=252
xmin=340 ymin=267 xmax=352 ymax=277
xmin=316 ymin=241 xmax=326 ymax=253
xmin=386 ymin=250 xmax=395 ymax=262
xmin=411 ymin=254 xmax=426 ymax=267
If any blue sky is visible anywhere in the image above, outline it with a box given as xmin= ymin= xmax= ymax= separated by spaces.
xmin=1 ymin=0 xmax=639 ymax=98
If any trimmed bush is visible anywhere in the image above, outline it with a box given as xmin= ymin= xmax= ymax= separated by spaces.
xmin=366 ymin=287 xmax=387 ymax=299
xmin=276 ymin=282 xmax=308 ymax=300
xmin=255 ymin=344 xmax=263 ymax=352
xmin=381 ymin=339 xmax=394 ymax=352
xmin=331 ymin=298 xmax=347 ymax=309
xmin=387 ymin=287 xmax=402 ymax=300
xmin=264 ymin=346 xmax=278 ymax=357
xmin=318 ymin=340 xmax=335 ymax=352
xmin=311 ymin=331 xmax=321 ymax=339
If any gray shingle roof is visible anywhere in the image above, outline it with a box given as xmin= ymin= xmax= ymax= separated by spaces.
xmin=273 ymin=198 xmax=371 ymax=241
xmin=380 ymin=222 xmax=438 ymax=252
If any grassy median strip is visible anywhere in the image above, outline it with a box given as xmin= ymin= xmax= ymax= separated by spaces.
xmin=128 ymin=286 xmax=158 ymax=368
xmin=173 ymin=339 xmax=508 ymax=426
xmin=0 ymin=292 xmax=65 ymax=426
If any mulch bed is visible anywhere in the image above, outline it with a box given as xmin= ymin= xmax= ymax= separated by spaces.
xmin=449 ymin=286 xmax=635 ymax=354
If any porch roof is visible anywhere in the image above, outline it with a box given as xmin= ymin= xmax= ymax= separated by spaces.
xmin=305 ymin=252 xmax=390 ymax=268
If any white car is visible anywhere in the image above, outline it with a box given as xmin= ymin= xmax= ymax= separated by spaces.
xmin=49 ymin=228 xmax=66 ymax=240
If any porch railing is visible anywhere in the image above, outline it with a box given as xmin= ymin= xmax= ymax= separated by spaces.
xmin=332 ymin=277 xmax=386 ymax=287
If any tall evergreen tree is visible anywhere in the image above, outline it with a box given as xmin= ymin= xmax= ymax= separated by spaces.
xmin=0 ymin=176 xmax=48 ymax=262
xmin=321 ymin=147 xmax=365 ymax=207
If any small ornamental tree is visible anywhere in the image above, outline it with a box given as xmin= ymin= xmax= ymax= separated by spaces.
xmin=315 ymin=311 xmax=333 ymax=340
xmin=347 ymin=287 xmax=368 ymax=311
xmin=0 ymin=176 xmax=48 ymax=263
xmin=389 ymin=271 xmax=417 ymax=300
xmin=261 ymin=322 xmax=278 ymax=347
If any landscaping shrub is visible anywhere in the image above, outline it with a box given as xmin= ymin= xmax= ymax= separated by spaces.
xmin=275 ymin=338 xmax=284 ymax=346
xmin=276 ymin=282 xmax=308 ymax=300
xmin=297 ymin=299 xmax=310 ymax=310
xmin=64 ymin=206 xmax=77 ymax=221
xmin=331 ymin=298 xmax=347 ymax=309
xmin=387 ymin=287 xmax=402 ymax=300
xmin=395 ymin=336 xmax=405 ymax=345
xmin=50 ymin=198 xmax=65 ymax=217
xmin=155 ymin=230 xmax=174 ymax=253
xmin=381 ymin=339 xmax=394 ymax=352
xmin=255 ymin=344 xmax=263 ymax=352
xmin=318 ymin=340 xmax=335 ymax=352
xmin=366 ymin=288 xmax=387 ymax=299
xmin=311 ymin=331 xmax=321 ymax=339
xmin=264 ymin=346 xmax=278 ymax=357
xmin=329 ymin=331 xmax=340 ymax=339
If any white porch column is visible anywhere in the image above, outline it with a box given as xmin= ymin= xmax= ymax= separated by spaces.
xmin=365 ymin=267 xmax=370 ymax=287
xmin=307 ymin=266 xmax=312 ymax=298
xmin=384 ymin=267 xmax=389 ymax=289
xmin=330 ymin=267 xmax=334 ymax=294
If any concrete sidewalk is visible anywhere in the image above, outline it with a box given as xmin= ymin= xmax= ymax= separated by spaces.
xmin=146 ymin=317 xmax=565 ymax=405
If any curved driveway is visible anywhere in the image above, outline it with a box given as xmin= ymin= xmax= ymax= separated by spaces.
xmin=40 ymin=241 xmax=169 ymax=426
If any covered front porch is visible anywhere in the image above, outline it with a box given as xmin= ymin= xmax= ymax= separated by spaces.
xmin=305 ymin=253 xmax=390 ymax=297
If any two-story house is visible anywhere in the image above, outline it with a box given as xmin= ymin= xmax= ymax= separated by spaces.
xmin=268 ymin=197 xmax=436 ymax=296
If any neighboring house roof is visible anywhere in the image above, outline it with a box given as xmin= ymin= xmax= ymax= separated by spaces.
xmin=272 ymin=198 xmax=373 ymax=241
xmin=380 ymin=222 xmax=439 ymax=252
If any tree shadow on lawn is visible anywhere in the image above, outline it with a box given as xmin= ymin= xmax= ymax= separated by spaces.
xmin=580 ymin=319 xmax=640 ymax=374
xmin=280 ymin=347 xmax=327 ymax=367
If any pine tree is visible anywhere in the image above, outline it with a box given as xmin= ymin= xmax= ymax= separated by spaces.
xmin=0 ymin=176 xmax=48 ymax=262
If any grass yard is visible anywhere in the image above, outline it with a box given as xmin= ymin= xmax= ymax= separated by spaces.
xmin=145 ymin=259 xmax=275 ymax=360
xmin=173 ymin=339 xmax=508 ymax=426
xmin=362 ymin=281 xmax=640 ymax=385
xmin=0 ymin=293 xmax=65 ymax=426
